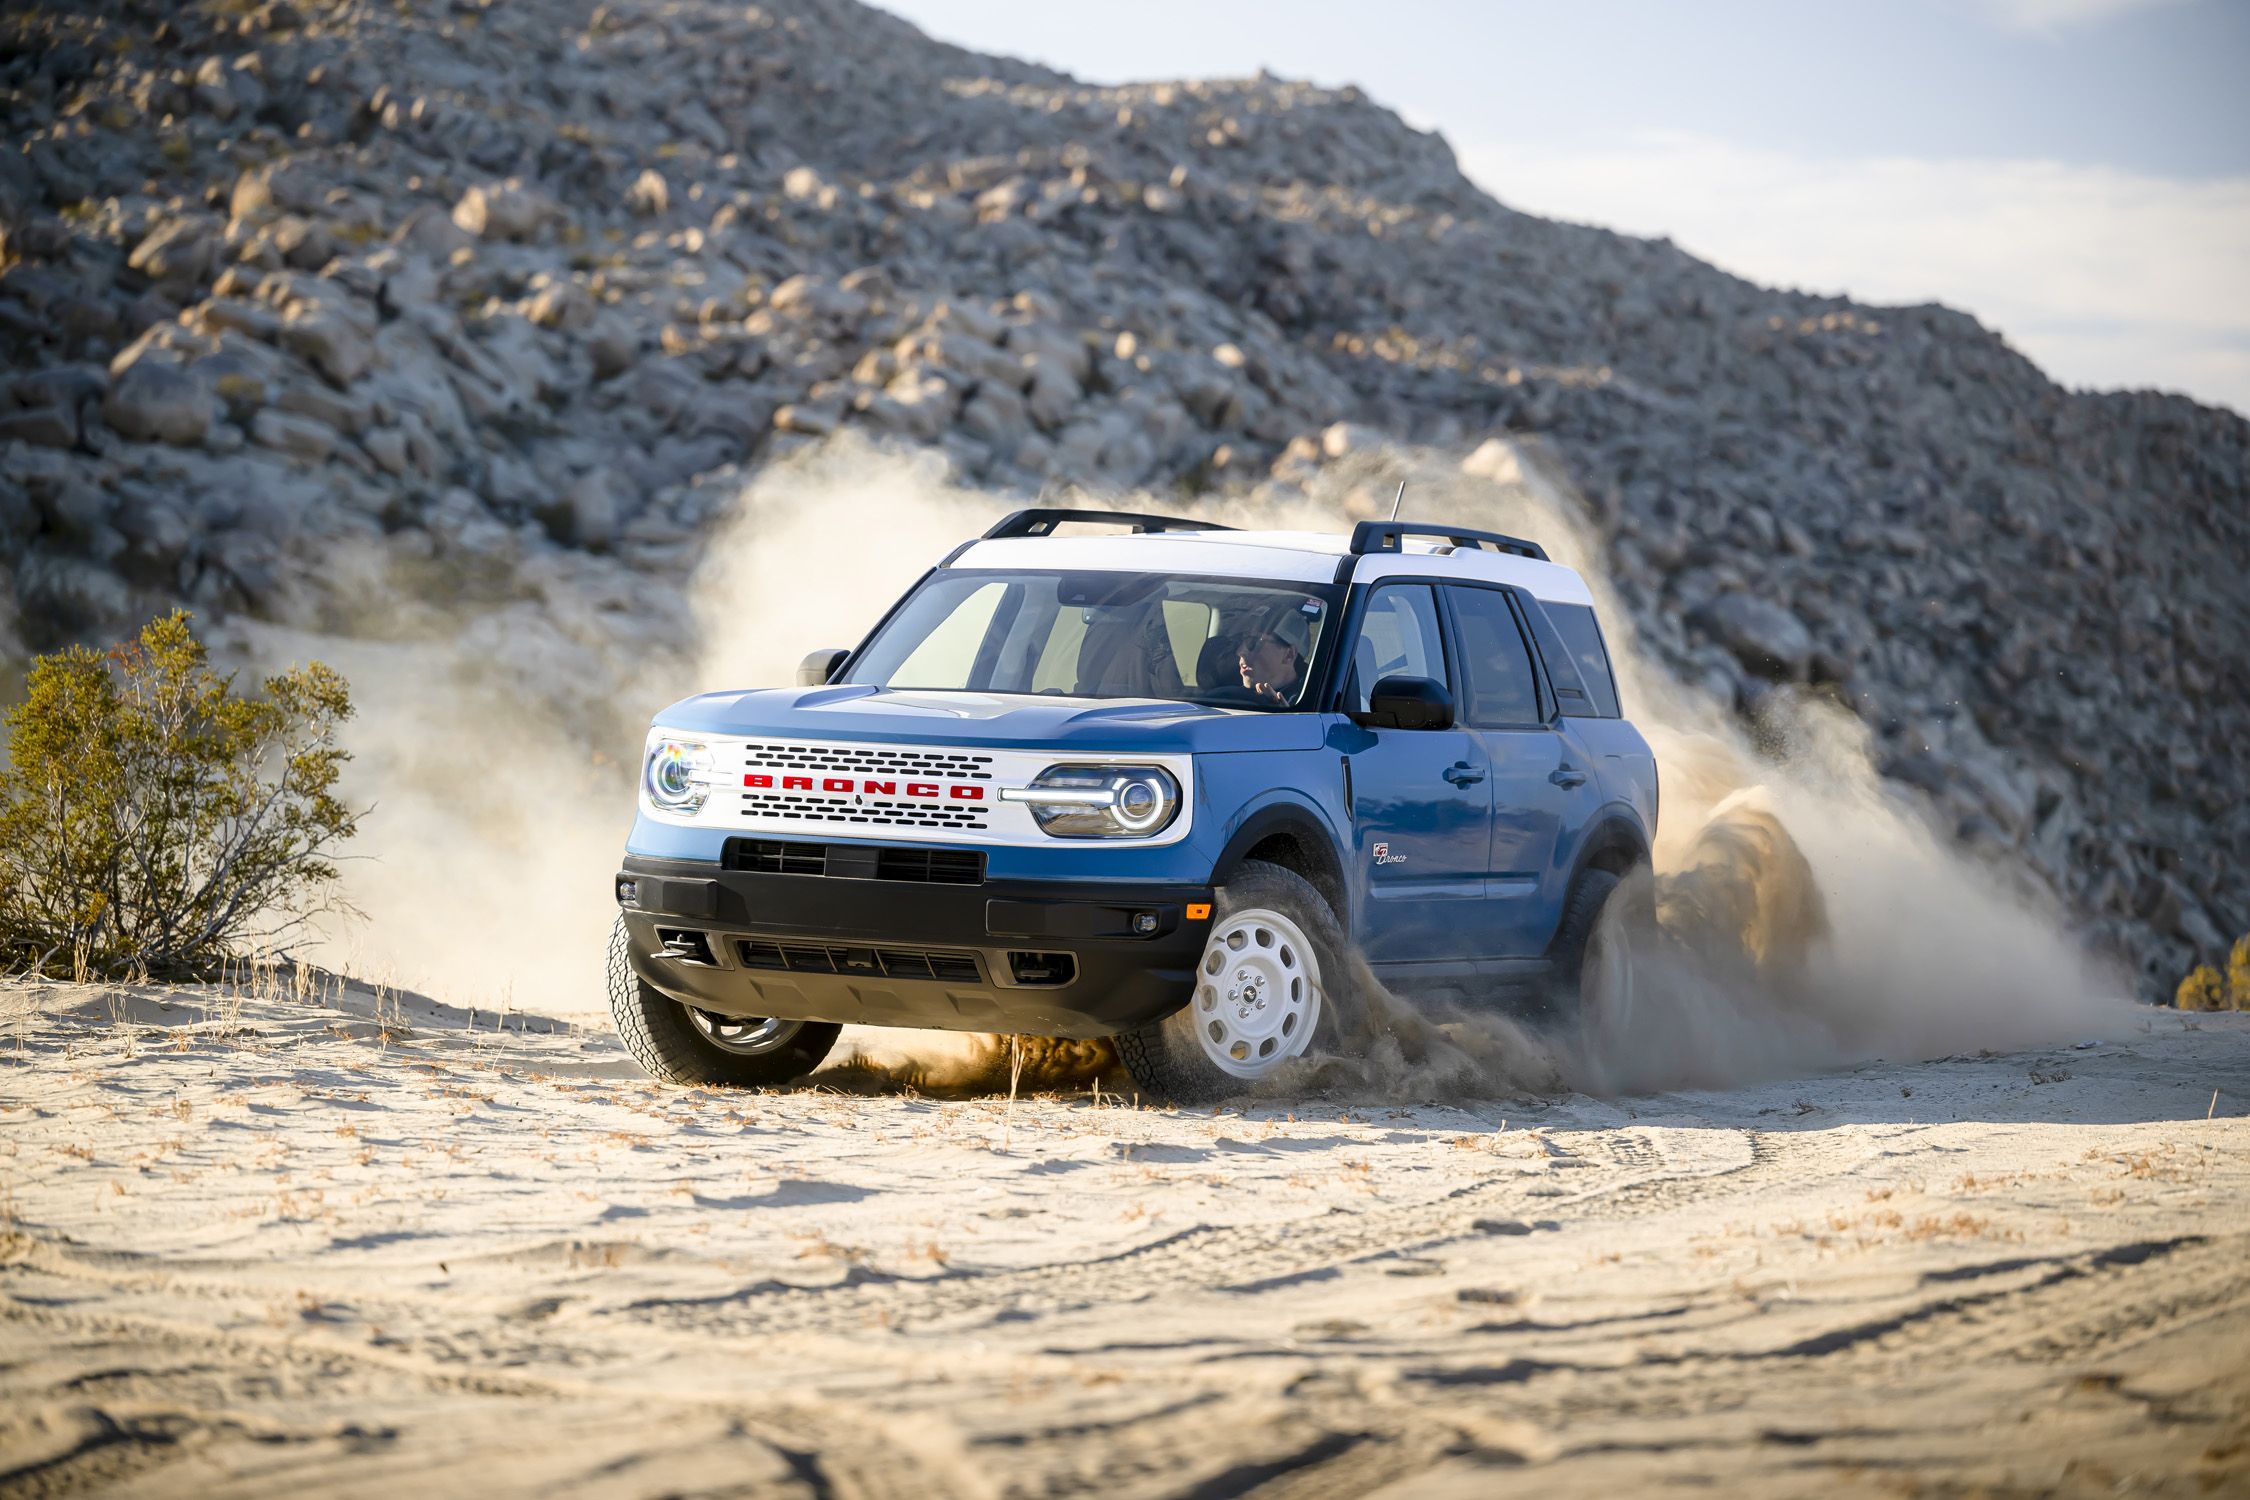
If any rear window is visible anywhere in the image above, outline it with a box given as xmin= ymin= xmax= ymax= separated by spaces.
xmin=1546 ymin=604 xmax=1621 ymax=718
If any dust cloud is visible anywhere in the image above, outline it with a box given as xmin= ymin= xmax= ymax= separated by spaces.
xmin=245 ymin=433 xmax=2127 ymax=1094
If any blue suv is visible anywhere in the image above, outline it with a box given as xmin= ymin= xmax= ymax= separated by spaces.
xmin=610 ymin=508 xmax=1658 ymax=1101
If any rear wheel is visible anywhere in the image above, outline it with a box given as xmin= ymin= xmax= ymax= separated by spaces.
xmin=1114 ymin=861 xmax=1345 ymax=1103
xmin=606 ymin=918 xmax=839 ymax=1087
xmin=1548 ymin=865 xmax=1650 ymax=1036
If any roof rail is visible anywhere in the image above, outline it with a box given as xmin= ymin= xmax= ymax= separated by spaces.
xmin=1349 ymin=520 xmax=1550 ymax=562
xmin=982 ymin=507 xmax=1234 ymax=540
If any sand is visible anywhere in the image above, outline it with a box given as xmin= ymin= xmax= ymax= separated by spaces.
xmin=1 ymin=975 xmax=2245 ymax=1498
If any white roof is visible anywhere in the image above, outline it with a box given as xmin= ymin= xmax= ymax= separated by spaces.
xmin=952 ymin=529 xmax=1596 ymax=607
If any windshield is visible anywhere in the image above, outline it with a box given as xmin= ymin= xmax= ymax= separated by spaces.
xmin=842 ymin=570 xmax=1342 ymax=710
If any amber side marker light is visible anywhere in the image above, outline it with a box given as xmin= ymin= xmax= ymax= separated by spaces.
xmin=1186 ymin=903 xmax=1212 ymax=921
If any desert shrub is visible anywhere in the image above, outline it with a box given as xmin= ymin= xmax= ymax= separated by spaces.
xmin=0 ymin=611 xmax=357 ymax=979
xmin=2173 ymin=964 xmax=2225 ymax=1012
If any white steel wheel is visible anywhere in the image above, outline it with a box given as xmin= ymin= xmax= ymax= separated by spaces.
xmin=688 ymin=1011 xmax=804 ymax=1056
xmin=1191 ymin=907 xmax=1324 ymax=1079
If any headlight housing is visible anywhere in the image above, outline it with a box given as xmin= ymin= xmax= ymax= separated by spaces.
xmin=1002 ymin=765 xmax=1180 ymax=839
xmin=643 ymin=737 xmax=714 ymax=816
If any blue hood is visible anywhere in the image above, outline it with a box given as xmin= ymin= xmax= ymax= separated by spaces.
xmin=651 ymin=686 xmax=1328 ymax=754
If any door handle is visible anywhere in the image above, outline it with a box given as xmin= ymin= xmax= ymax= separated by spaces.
xmin=1549 ymin=764 xmax=1588 ymax=789
xmin=1443 ymin=762 xmax=1485 ymax=788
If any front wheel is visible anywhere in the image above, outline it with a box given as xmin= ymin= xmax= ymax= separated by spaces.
xmin=606 ymin=918 xmax=839 ymax=1087
xmin=1114 ymin=861 xmax=1346 ymax=1102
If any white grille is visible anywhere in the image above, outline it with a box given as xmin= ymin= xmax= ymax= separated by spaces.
xmin=644 ymin=731 xmax=1194 ymax=848
xmin=740 ymin=791 xmax=991 ymax=831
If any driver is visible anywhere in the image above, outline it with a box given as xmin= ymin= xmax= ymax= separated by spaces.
xmin=1236 ymin=607 xmax=1312 ymax=706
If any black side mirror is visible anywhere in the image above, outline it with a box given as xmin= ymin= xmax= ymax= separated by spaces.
xmin=1352 ymin=675 xmax=1453 ymax=731
xmin=796 ymin=647 xmax=849 ymax=687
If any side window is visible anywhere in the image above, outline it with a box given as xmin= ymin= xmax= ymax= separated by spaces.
xmin=1347 ymin=583 xmax=1448 ymax=712
xmin=1446 ymin=586 xmax=1542 ymax=727
xmin=1546 ymin=603 xmax=1621 ymax=718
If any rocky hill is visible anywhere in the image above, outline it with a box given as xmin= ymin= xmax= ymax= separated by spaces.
xmin=2 ymin=0 xmax=2244 ymax=995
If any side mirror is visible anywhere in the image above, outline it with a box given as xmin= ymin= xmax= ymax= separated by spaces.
xmin=1352 ymin=675 xmax=1454 ymax=731
xmin=796 ymin=647 xmax=849 ymax=687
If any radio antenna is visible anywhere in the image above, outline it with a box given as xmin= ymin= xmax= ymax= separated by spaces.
xmin=1388 ymin=479 xmax=1407 ymax=521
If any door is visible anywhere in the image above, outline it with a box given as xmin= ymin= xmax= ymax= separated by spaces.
xmin=1444 ymin=584 xmax=1595 ymax=955
xmin=1341 ymin=582 xmax=1493 ymax=964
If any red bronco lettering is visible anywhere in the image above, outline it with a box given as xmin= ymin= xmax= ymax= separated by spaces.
xmin=743 ymin=771 xmax=984 ymax=801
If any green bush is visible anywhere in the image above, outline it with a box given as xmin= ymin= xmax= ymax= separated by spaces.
xmin=0 ymin=611 xmax=357 ymax=979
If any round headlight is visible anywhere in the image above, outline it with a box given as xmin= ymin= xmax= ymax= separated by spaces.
xmin=1112 ymin=773 xmax=1170 ymax=833
xmin=644 ymin=739 xmax=712 ymax=814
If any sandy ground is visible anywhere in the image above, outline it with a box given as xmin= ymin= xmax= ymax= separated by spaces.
xmin=0 ymin=976 xmax=2245 ymax=1499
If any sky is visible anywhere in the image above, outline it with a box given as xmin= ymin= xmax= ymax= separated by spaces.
xmin=882 ymin=0 xmax=2250 ymax=414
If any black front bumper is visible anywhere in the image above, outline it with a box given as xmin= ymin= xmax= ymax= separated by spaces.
xmin=617 ymin=854 xmax=1212 ymax=1039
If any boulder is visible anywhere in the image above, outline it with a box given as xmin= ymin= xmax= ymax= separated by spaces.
xmin=278 ymin=308 xmax=374 ymax=386
xmin=452 ymin=180 xmax=551 ymax=242
xmin=127 ymin=216 xmax=219 ymax=290
xmin=0 ymin=406 xmax=78 ymax=448
xmin=1690 ymin=594 xmax=1817 ymax=682
xmin=103 ymin=363 xmax=214 ymax=446
xmin=625 ymin=168 xmax=670 ymax=217
xmin=251 ymin=408 xmax=337 ymax=461
xmin=539 ymin=468 xmax=623 ymax=549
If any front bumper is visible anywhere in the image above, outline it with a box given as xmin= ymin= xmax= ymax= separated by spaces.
xmin=617 ymin=853 xmax=1212 ymax=1039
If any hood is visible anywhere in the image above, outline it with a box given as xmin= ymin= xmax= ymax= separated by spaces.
xmin=650 ymin=686 xmax=1327 ymax=754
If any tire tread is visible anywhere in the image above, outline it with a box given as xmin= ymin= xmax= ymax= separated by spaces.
xmin=606 ymin=918 xmax=838 ymax=1087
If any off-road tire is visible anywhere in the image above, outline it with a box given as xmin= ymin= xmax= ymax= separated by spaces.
xmin=606 ymin=918 xmax=838 ymax=1087
xmin=1114 ymin=861 xmax=1350 ymax=1103
xmin=1542 ymin=865 xmax=1650 ymax=1024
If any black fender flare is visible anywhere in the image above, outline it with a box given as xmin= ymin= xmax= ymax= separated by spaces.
xmin=1563 ymin=807 xmax=1652 ymax=889
xmin=1210 ymin=799 xmax=1351 ymax=928
xmin=1536 ymin=808 xmax=1651 ymax=961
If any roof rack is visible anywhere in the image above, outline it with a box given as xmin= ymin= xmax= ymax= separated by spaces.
xmin=982 ymin=508 xmax=1234 ymax=540
xmin=1348 ymin=520 xmax=1550 ymax=562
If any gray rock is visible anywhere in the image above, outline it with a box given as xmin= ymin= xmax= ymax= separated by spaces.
xmin=586 ymin=318 xmax=638 ymax=380
xmin=1690 ymin=594 xmax=1817 ymax=682
xmin=1321 ymin=421 xmax=1382 ymax=460
xmin=540 ymin=468 xmax=623 ymax=549
xmin=127 ymin=216 xmax=218 ymax=289
xmin=361 ymin=425 xmax=410 ymax=475
xmin=625 ymin=169 xmax=670 ymax=217
xmin=959 ymin=381 xmax=1029 ymax=449
xmin=278 ymin=308 xmax=373 ymax=386
xmin=10 ymin=363 xmax=106 ymax=412
xmin=251 ymin=408 xmax=336 ymax=461
xmin=113 ymin=491 xmax=194 ymax=583
xmin=452 ymin=180 xmax=550 ymax=242
xmin=0 ymin=483 xmax=36 ymax=546
xmin=103 ymin=363 xmax=214 ymax=446
xmin=273 ymin=380 xmax=370 ymax=436
xmin=0 ymin=406 xmax=78 ymax=448
xmin=773 ymin=399 xmax=841 ymax=437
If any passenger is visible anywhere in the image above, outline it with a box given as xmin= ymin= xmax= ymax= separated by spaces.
xmin=1237 ymin=608 xmax=1311 ymax=706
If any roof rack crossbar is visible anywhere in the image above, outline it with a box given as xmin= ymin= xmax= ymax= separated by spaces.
xmin=982 ymin=507 xmax=1234 ymax=540
xmin=1348 ymin=520 xmax=1550 ymax=562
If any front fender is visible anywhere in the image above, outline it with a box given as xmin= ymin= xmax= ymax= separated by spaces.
xmin=1208 ymin=790 xmax=1352 ymax=927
